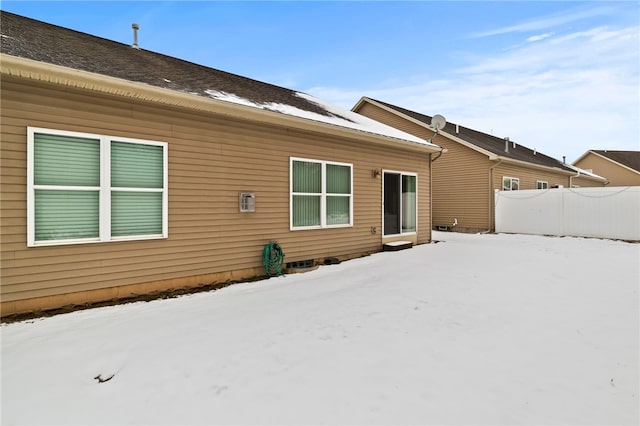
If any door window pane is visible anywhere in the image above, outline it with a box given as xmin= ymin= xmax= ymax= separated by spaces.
xmin=402 ymin=175 xmax=416 ymax=233
xmin=384 ymin=172 xmax=417 ymax=235
xmin=384 ymin=173 xmax=400 ymax=235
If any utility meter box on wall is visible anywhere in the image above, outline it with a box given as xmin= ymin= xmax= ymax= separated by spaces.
xmin=239 ymin=192 xmax=255 ymax=212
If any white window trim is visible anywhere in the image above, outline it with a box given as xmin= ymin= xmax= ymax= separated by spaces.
xmin=502 ymin=176 xmax=520 ymax=191
xmin=289 ymin=157 xmax=353 ymax=230
xmin=27 ymin=127 xmax=168 ymax=247
xmin=382 ymin=169 xmax=418 ymax=237
xmin=536 ymin=180 xmax=549 ymax=189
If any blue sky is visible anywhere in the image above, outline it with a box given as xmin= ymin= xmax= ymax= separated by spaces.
xmin=2 ymin=1 xmax=638 ymax=162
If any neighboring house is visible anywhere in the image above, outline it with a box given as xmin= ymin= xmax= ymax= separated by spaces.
xmin=573 ymin=150 xmax=640 ymax=187
xmin=352 ymin=97 xmax=606 ymax=233
xmin=0 ymin=12 xmax=441 ymax=316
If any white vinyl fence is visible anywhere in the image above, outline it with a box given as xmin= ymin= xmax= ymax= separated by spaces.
xmin=495 ymin=186 xmax=640 ymax=241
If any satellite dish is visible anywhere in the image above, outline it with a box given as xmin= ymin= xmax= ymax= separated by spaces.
xmin=431 ymin=114 xmax=447 ymax=131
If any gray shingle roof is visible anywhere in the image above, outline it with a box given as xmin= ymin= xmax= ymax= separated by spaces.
xmin=366 ymin=98 xmax=576 ymax=173
xmin=2 ymin=11 xmax=442 ymax=147
xmin=591 ymin=150 xmax=640 ymax=173
xmin=0 ymin=10 xmax=346 ymax=120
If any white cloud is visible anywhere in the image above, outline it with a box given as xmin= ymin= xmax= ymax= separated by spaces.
xmin=306 ymin=25 xmax=639 ymax=163
xmin=471 ymin=5 xmax=615 ymax=38
xmin=526 ymin=32 xmax=553 ymax=42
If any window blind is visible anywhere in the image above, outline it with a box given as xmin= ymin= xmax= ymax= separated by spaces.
xmin=29 ymin=128 xmax=167 ymax=245
xmin=34 ymin=133 xmax=100 ymax=187
xmin=111 ymin=192 xmax=163 ymax=236
xmin=111 ymin=141 xmax=164 ymax=188
xmin=33 ymin=133 xmax=101 ymax=241
xmin=292 ymin=195 xmax=321 ymax=227
xmin=34 ymin=190 xmax=99 ymax=240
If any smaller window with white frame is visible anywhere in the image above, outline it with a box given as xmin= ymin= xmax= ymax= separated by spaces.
xmin=536 ymin=180 xmax=549 ymax=189
xmin=502 ymin=177 xmax=519 ymax=191
xmin=290 ymin=157 xmax=353 ymax=229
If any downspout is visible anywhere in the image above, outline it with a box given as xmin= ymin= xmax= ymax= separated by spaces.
xmin=431 ymin=147 xmax=445 ymax=163
xmin=569 ymin=169 xmax=581 ymax=188
xmin=429 ymin=147 xmax=445 ymax=239
xmin=488 ymin=159 xmax=503 ymax=233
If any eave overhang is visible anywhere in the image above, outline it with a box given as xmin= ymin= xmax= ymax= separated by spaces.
xmin=577 ymin=151 xmax=640 ymax=176
xmin=1 ymin=54 xmax=440 ymax=155
xmin=354 ymin=96 xmax=581 ymax=176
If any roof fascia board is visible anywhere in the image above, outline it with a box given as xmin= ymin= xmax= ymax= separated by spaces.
xmin=572 ymin=150 xmax=591 ymax=164
xmin=588 ymin=151 xmax=640 ymax=176
xmin=438 ymin=131 xmax=498 ymax=158
xmin=355 ymin=97 xmax=584 ymax=176
xmin=493 ymin=156 xmax=577 ymax=176
xmin=354 ymin=97 xmax=497 ymax=158
xmin=1 ymin=54 xmax=438 ymax=154
xmin=351 ymin=96 xmax=369 ymax=112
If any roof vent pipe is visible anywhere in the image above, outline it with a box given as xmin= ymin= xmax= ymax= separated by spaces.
xmin=563 ymin=156 xmax=566 ymax=164
xmin=534 ymin=148 xmax=537 ymax=155
xmin=455 ymin=124 xmax=459 ymax=134
xmin=504 ymin=137 xmax=510 ymax=153
xmin=132 ymin=23 xmax=140 ymax=49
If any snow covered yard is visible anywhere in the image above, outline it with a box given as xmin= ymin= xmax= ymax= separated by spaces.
xmin=1 ymin=232 xmax=638 ymax=425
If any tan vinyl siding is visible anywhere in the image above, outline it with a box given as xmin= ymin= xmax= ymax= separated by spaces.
xmin=354 ymin=101 xmax=607 ymax=233
xmin=356 ymin=103 xmax=492 ymax=232
xmin=574 ymin=153 xmax=640 ymax=186
xmin=570 ymin=176 xmax=606 ymax=188
xmin=492 ymin=163 xmax=570 ymax=191
xmin=355 ymin=103 xmax=424 ymax=139
xmin=431 ymin=135 xmax=491 ymax=231
xmin=1 ymin=78 xmax=431 ymax=314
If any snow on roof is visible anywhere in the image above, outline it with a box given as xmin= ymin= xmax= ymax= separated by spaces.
xmin=2 ymin=11 xmax=437 ymax=150
xmin=204 ymin=89 xmax=437 ymax=148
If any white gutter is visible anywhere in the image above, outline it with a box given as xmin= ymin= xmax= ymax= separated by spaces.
xmin=429 ymin=146 xmax=447 ymax=238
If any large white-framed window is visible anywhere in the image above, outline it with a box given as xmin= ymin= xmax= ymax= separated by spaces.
xmin=502 ymin=176 xmax=520 ymax=191
xmin=536 ymin=180 xmax=549 ymax=189
xmin=27 ymin=127 xmax=168 ymax=247
xmin=290 ymin=157 xmax=352 ymax=230
xmin=383 ymin=170 xmax=417 ymax=236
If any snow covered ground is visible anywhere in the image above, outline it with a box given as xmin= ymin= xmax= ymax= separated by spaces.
xmin=1 ymin=232 xmax=638 ymax=425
